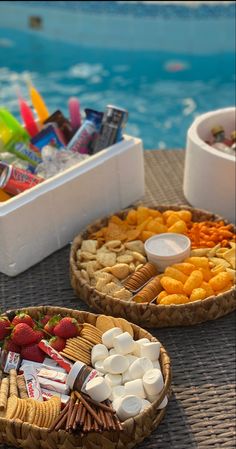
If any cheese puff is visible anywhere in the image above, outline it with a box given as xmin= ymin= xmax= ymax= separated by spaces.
xmin=168 ymin=220 xmax=187 ymax=234
xmin=146 ymin=220 xmax=168 ymax=234
xmin=137 ymin=207 xmax=151 ymax=225
xmin=201 ymin=281 xmax=214 ymax=298
xmin=140 ymin=231 xmax=155 ymax=242
xmin=185 ymin=257 xmax=209 ymax=269
xmin=160 ymin=276 xmax=184 ymax=294
xmin=209 ymin=271 xmax=233 ymax=291
xmin=215 ymin=282 xmax=233 ymax=295
xmin=190 ymin=288 xmax=207 ymax=302
xmin=172 ymin=262 xmax=195 ymax=275
xmin=177 ymin=210 xmax=192 ymax=223
xmin=164 ymin=266 xmax=188 ymax=284
xmin=166 ymin=213 xmax=180 ymax=228
xmin=159 ymin=294 xmax=189 ymax=305
xmin=162 ymin=210 xmax=176 ymax=222
xmin=199 ymin=267 xmax=213 ymax=282
xmin=126 ymin=209 xmax=137 ymax=225
xmin=183 ymin=270 xmax=203 ymax=295
xmin=147 ymin=208 xmax=163 ymax=218
xmin=157 ymin=290 xmax=168 ymax=302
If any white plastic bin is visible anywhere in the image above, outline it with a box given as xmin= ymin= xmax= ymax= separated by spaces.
xmin=183 ymin=107 xmax=235 ymax=224
xmin=0 ymin=135 xmax=144 ymax=276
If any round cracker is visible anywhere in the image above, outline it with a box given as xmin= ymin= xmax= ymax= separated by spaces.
xmin=5 ymin=396 xmax=19 ymax=419
xmin=116 ymin=317 xmax=134 ymax=337
xmin=26 ymin=399 xmax=36 ymax=424
xmin=61 ymin=349 xmax=90 ymax=364
xmin=96 ymin=315 xmax=114 ymax=332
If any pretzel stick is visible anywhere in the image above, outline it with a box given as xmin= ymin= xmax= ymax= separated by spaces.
xmin=75 ymin=391 xmax=103 ymax=427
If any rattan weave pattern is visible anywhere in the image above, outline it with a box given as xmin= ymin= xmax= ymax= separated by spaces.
xmin=0 ymin=150 xmax=235 ymax=449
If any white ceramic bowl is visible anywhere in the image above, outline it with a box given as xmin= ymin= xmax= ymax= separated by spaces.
xmin=144 ymin=233 xmax=191 ymax=272
xmin=183 ymin=107 xmax=235 ymax=223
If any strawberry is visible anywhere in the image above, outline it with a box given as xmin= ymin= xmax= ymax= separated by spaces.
xmin=3 ymin=337 xmax=20 ymax=354
xmin=43 ymin=315 xmax=61 ymax=336
xmin=54 ymin=317 xmax=80 ymax=339
xmin=34 ymin=329 xmax=44 ymax=343
xmin=21 ymin=344 xmax=45 ymax=363
xmin=40 ymin=314 xmax=52 ymax=327
xmin=12 ymin=312 xmax=35 ymax=328
xmin=0 ymin=317 xmax=11 ymax=340
xmin=12 ymin=323 xmax=39 ymax=346
xmin=49 ymin=336 xmax=66 ymax=352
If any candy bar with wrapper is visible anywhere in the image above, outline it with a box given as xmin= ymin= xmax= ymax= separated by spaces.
xmin=3 ymin=351 xmax=21 ymax=374
xmin=38 ymin=376 xmax=69 ymax=394
xmin=41 ymin=388 xmax=70 ymax=405
xmin=38 ymin=340 xmax=73 ymax=373
xmin=23 ymin=364 xmax=43 ymax=401
xmin=38 ymin=368 xmax=67 ymax=384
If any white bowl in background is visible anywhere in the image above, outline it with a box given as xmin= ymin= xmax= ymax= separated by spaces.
xmin=183 ymin=107 xmax=235 ymax=224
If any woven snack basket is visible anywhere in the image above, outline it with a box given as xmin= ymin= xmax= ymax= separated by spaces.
xmin=70 ymin=205 xmax=236 ymax=328
xmin=0 ymin=305 xmax=171 ymax=449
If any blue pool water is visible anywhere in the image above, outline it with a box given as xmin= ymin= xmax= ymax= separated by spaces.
xmin=0 ymin=27 xmax=235 ymax=149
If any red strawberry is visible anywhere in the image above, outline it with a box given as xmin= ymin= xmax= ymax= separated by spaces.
xmin=44 ymin=315 xmax=61 ymax=335
xmin=12 ymin=312 xmax=35 ymax=328
xmin=3 ymin=337 xmax=20 ymax=354
xmin=21 ymin=344 xmax=45 ymax=363
xmin=34 ymin=329 xmax=44 ymax=343
xmin=54 ymin=317 xmax=80 ymax=339
xmin=12 ymin=323 xmax=39 ymax=346
xmin=40 ymin=314 xmax=52 ymax=327
xmin=49 ymin=336 xmax=66 ymax=352
xmin=0 ymin=317 xmax=11 ymax=340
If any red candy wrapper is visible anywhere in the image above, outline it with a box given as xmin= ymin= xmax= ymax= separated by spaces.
xmin=38 ymin=376 xmax=69 ymax=394
xmin=38 ymin=340 xmax=73 ymax=373
xmin=37 ymin=367 xmax=67 ymax=383
xmin=23 ymin=364 xmax=43 ymax=401
xmin=3 ymin=351 xmax=21 ymax=374
xmin=41 ymin=388 xmax=70 ymax=405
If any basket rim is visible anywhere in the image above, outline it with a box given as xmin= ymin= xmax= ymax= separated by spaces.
xmin=70 ymin=204 xmax=236 ymax=313
xmin=0 ymin=305 xmax=172 ymax=438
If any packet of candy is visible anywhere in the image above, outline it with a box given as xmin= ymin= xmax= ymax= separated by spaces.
xmin=31 ymin=123 xmax=66 ymax=150
xmin=67 ymin=109 xmax=103 ymax=154
xmin=44 ymin=110 xmax=74 ymax=144
xmin=22 ymin=364 xmax=43 ymax=401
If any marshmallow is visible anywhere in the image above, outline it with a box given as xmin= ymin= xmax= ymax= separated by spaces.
xmin=111 ymin=385 xmax=126 ymax=401
xmin=105 ymin=373 xmax=122 ymax=387
xmin=116 ymin=395 xmax=142 ymax=421
xmin=132 ymin=338 xmax=150 ymax=357
xmin=140 ymin=342 xmax=161 ymax=361
xmin=158 ymin=396 xmax=168 ymax=409
xmin=85 ymin=377 xmax=111 ymax=402
xmin=140 ymin=398 xmax=151 ymax=412
xmin=124 ymin=379 xmax=146 ymax=398
xmin=112 ymin=397 xmax=123 ymax=411
xmin=152 ymin=360 xmax=161 ymax=370
xmin=122 ymin=369 xmax=132 ymax=384
xmin=91 ymin=344 xmax=109 ymax=366
xmin=109 ymin=348 xmax=117 ymax=356
xmin=126 ymin=355 xmax=138 ymax=366
xmin=143 ymin=369 xmax=164 ymax=396
xmin=94 ymin=360 xmax=106 ymax=374
xmin=103 ymin=355 xmax=129 ymax=374
xmin=146 ymin=393 xmax=158 ymax=403
xmin=128 ymin=357 xmax=153 ymax=380
xmin=113 ymin=332 xmax=135 ymax=355
xmin=102 ymin=327 xmax=123 ymax=349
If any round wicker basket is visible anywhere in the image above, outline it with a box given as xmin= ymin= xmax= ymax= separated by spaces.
xmin=70 ymin=205 xmax=236 ymax=328
xmin=0 ymin=306 xmax=171 ymax=449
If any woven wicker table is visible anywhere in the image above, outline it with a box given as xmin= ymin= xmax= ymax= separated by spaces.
xmin=0 ymin=150 xmax=235 ymax=449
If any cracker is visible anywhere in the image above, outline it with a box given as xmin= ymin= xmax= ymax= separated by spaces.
xmin=81 ymin=240 xmax=98 ymax=254
xmin=26 ymin=399 xmax=36 ymax=424
xmin=96 ymin=315 xmax=114 ymax=332
xmin=0 ymin=377 xmax=9 ymax=411
xmin=116 ymin=317 xmax=134 ymax=337
xmin=97 ymin=252 xmax=116 ymax=268
xmin=5 ymin=396 xmax=19 ymax=419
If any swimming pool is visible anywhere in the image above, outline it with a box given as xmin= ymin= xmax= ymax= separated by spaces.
xmin=0 ymin=1 xmax=235 ymax=149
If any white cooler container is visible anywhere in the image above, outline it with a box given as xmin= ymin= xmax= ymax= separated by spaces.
xmin=183 ymin=107 xmax=235 ymax=224
xmin=0 ymin=135 xmax=144 ymax=276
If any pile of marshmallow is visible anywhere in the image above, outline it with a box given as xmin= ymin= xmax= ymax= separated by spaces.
xmin=86 ymin=328 xmax=167 ymax=422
